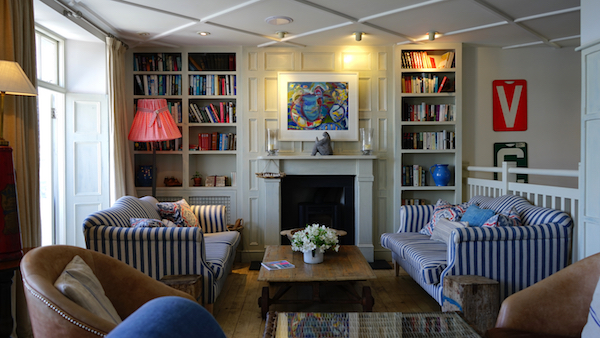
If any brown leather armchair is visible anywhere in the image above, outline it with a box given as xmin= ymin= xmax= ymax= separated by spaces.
xmin=486 ymin=252 xmax=600 ymax=338
xmin=21 ymin=245 xmax=195 ymax=337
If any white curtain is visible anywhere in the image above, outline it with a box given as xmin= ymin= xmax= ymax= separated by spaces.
xmin=107 ymin=36 xmax=136 ymax=201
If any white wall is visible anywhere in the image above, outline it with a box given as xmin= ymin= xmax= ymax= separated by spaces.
xmin=581 ymin=0 xmax=600 ymax=45
xmin=462 ymin=46 xmax=581 ymax=189
xmin=65 ymin=39 xmax=106 ymax=94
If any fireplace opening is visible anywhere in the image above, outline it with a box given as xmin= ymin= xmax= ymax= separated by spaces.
xmin=280 ymin=175 xmax=354 ymax=245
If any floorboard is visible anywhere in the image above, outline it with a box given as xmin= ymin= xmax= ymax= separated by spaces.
xmin=213 ymin=261 xmax=441 ymax=338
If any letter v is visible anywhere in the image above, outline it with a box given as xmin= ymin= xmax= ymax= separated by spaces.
xmin=496 ymin=85 xmax=522 ymax=128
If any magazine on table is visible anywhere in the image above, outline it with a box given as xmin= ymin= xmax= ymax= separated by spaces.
xmin=261 ymin=260 xmax=295 ymax=270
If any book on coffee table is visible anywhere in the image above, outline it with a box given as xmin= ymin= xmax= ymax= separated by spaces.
xmin=261 ymin=260 xmax=295 ymax=270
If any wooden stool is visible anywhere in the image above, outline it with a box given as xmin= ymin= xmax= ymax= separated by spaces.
xmin=160 ymin=274 xmax=203 ymax=302
xmin=442 ymin=275 xmax=499 ymax=334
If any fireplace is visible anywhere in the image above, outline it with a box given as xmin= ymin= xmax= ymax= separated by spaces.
xmin=281 ymin=175 xmax=354 ymax=245
xmin=257 ymin=155 xmax=376 ymax=261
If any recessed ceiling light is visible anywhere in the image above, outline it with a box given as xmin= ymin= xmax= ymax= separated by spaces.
xmin=137 ymin=32 xmax=150 ymax=36
xmin=197 ymin=32 xmax=210 ymax=36
xmin=265 ymin=16 xmax=293 ymax=25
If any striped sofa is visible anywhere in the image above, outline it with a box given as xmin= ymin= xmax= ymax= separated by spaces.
xmin=83 ymin=196 xmax=240 ymax=306
xmin=380 ymin=194 xmax=573 ymax=306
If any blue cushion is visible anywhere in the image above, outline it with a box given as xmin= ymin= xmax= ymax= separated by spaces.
xmin=460 ymin=205 xmax=495 ymax=227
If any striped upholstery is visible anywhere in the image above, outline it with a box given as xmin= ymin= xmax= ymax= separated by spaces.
xmin=192 ymin=205 xmax=227 ymax=233
xmin=381 ymin=194 xmax=573 ymax=305
xmin=83 ymin=196 xmax=240 ymax=305
xmin=398 ymin=204 xmax=435 ymax=233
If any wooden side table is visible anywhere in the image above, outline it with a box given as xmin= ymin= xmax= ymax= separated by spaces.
xmin=442 ymin=275 xmax=499 ymax=335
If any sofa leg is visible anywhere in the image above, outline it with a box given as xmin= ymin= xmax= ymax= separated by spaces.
xmin=204 ymin=303 xmax=214 ymax=314
xmin=393 ymin=260 xmax=399 ymax=276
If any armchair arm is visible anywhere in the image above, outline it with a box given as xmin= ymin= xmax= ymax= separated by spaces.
xmin=397 ymin=204 xmax=434 ymax=233
xmin=441 ymin=222 xmax=572 ymax=301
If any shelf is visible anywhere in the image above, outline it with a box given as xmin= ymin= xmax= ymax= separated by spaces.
xmin=401 ymin=121 xmax=456 ymax=125
xmin=401 ymin=186 xmax=456 ymax=191
xmin=189 ymin=150 xmax=237 ymax=155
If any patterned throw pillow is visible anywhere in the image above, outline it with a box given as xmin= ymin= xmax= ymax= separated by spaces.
xmin=419 ymin=199 xmax=472 ymax=236
xmin=430 ymin=218 xmax=469 ymax=244
xmin=482 ymin=206 xmax=522 ymax=227
xmin=129 ymin=218 xmax=163 ymax=228
xmin=157 ymin=199 xmax=200 ymax=228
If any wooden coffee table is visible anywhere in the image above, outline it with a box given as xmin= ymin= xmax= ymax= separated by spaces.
xmin=257 ymin=245 xmax=376 ymax=318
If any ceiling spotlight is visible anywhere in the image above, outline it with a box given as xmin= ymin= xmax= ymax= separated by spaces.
xmin=428 ymin=31 xmax=438 ymax=41
xmin=137 ymin=32 xmax=150 ymax=37
xmin=265 ymin=16 xmax=293 ymax=25
xmin=197 ymin=32 xmax=210 ymax=36
xmin=276 ymin=31 xmax=287 ymax=39
xmin=354 ymin=32 xmax=364 ymax=41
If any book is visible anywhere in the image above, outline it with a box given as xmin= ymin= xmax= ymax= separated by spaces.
xmin=261 ymin=260 xmax=295 ymax=270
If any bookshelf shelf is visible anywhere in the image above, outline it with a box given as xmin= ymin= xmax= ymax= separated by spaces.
xmin=395 ymin=43 xmax=462 ymax=206
xmin=128 ymin=48 xmax=240 ymax=194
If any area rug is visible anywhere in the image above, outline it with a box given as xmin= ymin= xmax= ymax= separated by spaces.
xmin=369 ymin=260 xmax=392 ymax=270
xmin=249 ymin=261 xmax=261 ymax=271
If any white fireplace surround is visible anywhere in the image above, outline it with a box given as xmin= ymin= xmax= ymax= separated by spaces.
xmin=257 ymin=155 xmax=376 ymax=261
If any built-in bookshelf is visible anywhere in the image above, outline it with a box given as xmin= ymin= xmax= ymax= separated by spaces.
xmin=128 ymin=48 xmax=240 ymax=199
xmin=395 ymin=44 xmax=462 ymax=207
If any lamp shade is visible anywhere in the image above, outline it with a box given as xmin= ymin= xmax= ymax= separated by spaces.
xmin=0 ymin=61 xmax=37 ymax=96
xmin=128 ymin=99 xmax=181 ymax=142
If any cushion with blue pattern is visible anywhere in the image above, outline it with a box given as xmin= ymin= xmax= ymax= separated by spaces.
xmin=482 ymin=206 xmax=522 ymax=227
xmin=461 ymin=205 xmax=496 ymax=227
xmin=129 ymin=218 xmax=163 ymax=228
xmin=420 ymin=199 xmax=472 ymax=236
xmin=157 ymin=199 xmax=199 ymax=228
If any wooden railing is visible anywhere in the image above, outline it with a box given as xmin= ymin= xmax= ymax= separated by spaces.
xmin=466 ymin=162 xmax=580 ymax=260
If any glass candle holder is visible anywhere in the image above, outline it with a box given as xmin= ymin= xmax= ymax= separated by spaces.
xmin=361 ymin=127 xmax=373 ymax=155
xmin=267 ymin=128 xmax=279 ymax=156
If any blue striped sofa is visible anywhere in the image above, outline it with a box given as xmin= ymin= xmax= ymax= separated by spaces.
xmin=380 ymin=194 xmax=573 ymax=306
xmin=82 ymin=196 xmax=240 ymax=306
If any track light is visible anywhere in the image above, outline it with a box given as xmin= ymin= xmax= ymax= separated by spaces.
xmin=428 ymin=31 xmax=438 ymax=41
xmin=276 ymin=31 xmax=287 ymax=39
xmin=354 ymin=32 xmax=364 ymax=41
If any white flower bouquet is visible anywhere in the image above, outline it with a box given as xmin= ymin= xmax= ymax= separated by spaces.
xmin=291 ymin=224 xmax=340 ymax=254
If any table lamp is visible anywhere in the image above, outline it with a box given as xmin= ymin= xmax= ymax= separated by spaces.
xmin=128 ymin=98 xmax=181 ymax=197
xmin=0 ymin=60 xmax=37 ymax=261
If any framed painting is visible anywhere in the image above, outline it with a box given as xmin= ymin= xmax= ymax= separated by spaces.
xmin=278 ymin=72 xmax=359 ymax=141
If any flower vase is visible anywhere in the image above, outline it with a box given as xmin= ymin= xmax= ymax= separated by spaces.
xmin=303 ymin=250 xmax=324 ymax=264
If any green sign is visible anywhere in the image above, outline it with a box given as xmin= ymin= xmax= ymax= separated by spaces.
xmin=494 ymin=142 xmax=528 ymax=183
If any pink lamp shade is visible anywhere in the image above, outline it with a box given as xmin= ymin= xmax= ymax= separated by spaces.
xmin=128 ymin=99 xmax=181 ymax=142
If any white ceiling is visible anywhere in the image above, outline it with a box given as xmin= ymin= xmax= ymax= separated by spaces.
xmin=34 ymin=0 xmax=581 ymax=49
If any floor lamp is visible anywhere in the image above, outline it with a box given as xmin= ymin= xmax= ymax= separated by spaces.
xmin=0 ymin=61 xmax=37 ymax=261
xmin=128 ymin=99 xmax=181 ymax=197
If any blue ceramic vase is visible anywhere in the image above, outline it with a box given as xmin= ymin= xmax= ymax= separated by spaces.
xmin=430 ymin=164 xmax=451 ymax=186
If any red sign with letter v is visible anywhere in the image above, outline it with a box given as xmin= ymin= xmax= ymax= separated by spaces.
xmin=493 ymin=79 xmax=527 ymax=131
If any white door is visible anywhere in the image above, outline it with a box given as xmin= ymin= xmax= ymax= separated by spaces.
xmin=63 ymin=93 xmax=110 ymax=247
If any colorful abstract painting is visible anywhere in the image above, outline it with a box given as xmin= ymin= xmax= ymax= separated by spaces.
xmin=278 ymin=72 xmax=358 ymax=141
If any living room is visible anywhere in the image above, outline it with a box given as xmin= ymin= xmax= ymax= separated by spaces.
xmin=3 ymin=0 xmax=600 ymax=337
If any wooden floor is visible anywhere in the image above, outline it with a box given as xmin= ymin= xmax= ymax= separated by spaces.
xmin=212 ymin=261 xmax=441 ymax=338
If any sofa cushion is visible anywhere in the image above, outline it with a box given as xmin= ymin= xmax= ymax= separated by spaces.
xmin=83 ymin=196 xmax=161 ymax=228
xmin=130 ymin=218 xmax=163 ymax=228
xmin=430 ymin=218 xmax=468 ymax=244
xmin=54 ymin=255 xmax=122 ymax=324
xmin=461 ymin=205 xmax=495 ymax=227
xmin=204 ymin=231 xmax=240 ymax=248
xmin=420 ymin=199 xmax=471 ymax=236
xmin=381 ymin=232 xmax=447 ymax=285
xmin=205 ymin=242 xmax=233 ymax=280
xmin=482 ymin=206 xmax=522 ymax=227
xmin=157 ymin=199 xmax=200 ymax=228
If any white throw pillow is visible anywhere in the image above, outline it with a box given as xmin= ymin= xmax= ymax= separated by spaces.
xmin=582 ymin=277 xmax=600 ymax=337
xmin=430 ymin=218 xmax=468 ymax=244
xmin=54 ymin=255 xmax=122 ymax=324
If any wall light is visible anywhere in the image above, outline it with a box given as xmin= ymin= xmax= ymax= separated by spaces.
xmin=354 ymin=32 xmax=364 ymax=41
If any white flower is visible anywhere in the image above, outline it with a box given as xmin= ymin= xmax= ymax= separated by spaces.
xmin=291 ymin=224 xmax=340 ymax=253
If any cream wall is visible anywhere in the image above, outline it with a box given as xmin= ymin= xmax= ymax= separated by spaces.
xmin=462 ymin=46 xmax=581 ymax=189
xmin=239 ymin=46 xmax=395 ymax=261
xmin=65 ymin=39 xmax=106 ymax=94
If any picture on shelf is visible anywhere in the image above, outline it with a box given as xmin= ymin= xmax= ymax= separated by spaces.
xmin=278 ymin=72 xmax=358 ymax=141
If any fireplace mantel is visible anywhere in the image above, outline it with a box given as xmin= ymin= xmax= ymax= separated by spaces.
xmin=257 ymin=155 xmax=376 ymax=261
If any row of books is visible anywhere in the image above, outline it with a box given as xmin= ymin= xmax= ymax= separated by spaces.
xmin=402 ymin=165 xmax=427 ymax=186
xmin=189 ymin=102 xmax=236 ymax=123
xmin=402 ymin=74 xmax=450 ymax=94
xmin=438 ymin=51 xmax=455 ymax=69
xmin=197 ymin=132 xmax=237 ymax=151
xmin=133 ymin=53 xmax=182 ymax=72
xmin=402 ymin=131 xmax=455 ymax=150
xmin=188 ymin=53 xmax=236 ymax=71
xmin=402 ymin=199 xmax=428 ymax=206
xmin=133 ymin=139 xmax=182 ymax=151
xmin=134 ymin=75 xmax=182 ymax=96
xmin=401 ymin=51 xmax=437 ymax=69
xmin=403 ymin=103 xmax=456 ymax=122
xmin=189 ymin=75 xmax=236 ymax=96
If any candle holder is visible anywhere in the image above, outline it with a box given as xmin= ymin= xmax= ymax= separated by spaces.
xmin=267 ymin=128 xmax=279 ymax=156
xmin=360 ymin=127 xmax=373 ymax=155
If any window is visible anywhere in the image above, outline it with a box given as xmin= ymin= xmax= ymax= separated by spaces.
xmin=35 ymin=29 xmax=63 ymax=87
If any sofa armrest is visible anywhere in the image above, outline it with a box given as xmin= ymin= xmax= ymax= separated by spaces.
xmin=442 ymin=222 xmax=572 ymax=301
xmin=192 ymin=205 xmax=229 ymax=233
xmin=397 ymin=204 xmax=435 ymax=233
